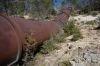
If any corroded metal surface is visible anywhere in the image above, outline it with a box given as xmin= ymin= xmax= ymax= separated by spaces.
xmin=0 ymin=14 xmax=23 ymax=65
xmin=9 ymin=16 xmax=58 ymax=43
xmin=9 ymin=8 xmax=72 ymax=43
xmin=0 ymin=8 xmax=71 ymax=65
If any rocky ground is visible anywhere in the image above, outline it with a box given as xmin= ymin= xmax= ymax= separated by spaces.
xmin=33 ymin=15 xmax=100 ymax=66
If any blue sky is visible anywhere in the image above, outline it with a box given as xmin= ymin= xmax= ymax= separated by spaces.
xmin=54 ymin=0 xmax=91 ymax=9
xmin=54 ymin=0 xmax=72 ymax=9
xmin=54 ymin=0 xmax=62 ymax=9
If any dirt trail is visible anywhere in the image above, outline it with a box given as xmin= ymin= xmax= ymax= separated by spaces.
xmin=33 ymin=15 xmax=100 ymax=66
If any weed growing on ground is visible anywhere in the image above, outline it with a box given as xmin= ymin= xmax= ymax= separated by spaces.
xmin=90 ymin=11 xmax=98 ymax=16
xmin=71 ymin=12 xmax=79 ymax=16
xmin=15 ymin=33 xmax=37 ymax=66
xmin=61 ymin=60 xmax=72 ymax=66
xmin=85 ymin=20 xmax=97 ymax=25
xmin=39 ymin=29 xmax=65 ymax=54
xmin=63 ymin=20 xmax=82 ymax=41
xmin=22 ymin=33 xmax=36 ymax=65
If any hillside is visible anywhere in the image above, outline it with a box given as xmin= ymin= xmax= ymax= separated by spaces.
xmin=30 ymin=15 xmax=100 ymax=66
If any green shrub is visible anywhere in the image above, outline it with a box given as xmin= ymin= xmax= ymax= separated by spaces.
xmin=61 ymin=60 xmax=72 ymax=66
xmin=39 ymin=40 xmax=59 ymax=54
xmin=81 ymin=5 xmax=92 ymax=14
xmin=16 ymin=33 xmax=37 ymax=66
xmin=22 ymin=33 xmax=35 ymax=64
xmin=91 ymin=11 xmax=98 ymax=16
xmin=71 ymin=12 xmax=79 ymax=16
xmin=85 ymin=20 xmax=96 ymax=25
xmin=63 ymin=20 xmax=82 ymax=41
xmin=64 ymin=20 xmax=76 ymax=36
xmin=71 ymin=32 xmax=82 ymax=41
xmin=39 ymin=29 xmax=65 ymax=54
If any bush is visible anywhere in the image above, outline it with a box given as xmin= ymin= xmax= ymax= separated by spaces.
xmin=81 ymin=5 xmax=92 ymax=14
xmin=91 ymin=11 xmax=98 ymax=16
xmin=22 ymin=33 xmax=36 ymax=64
xmin=71 ymin=32 xmax=82 ymax=41
xmin=39 ymin=29 xmax=65 ymax=54
xmin=61 ymin=60 xmax=72 ymax=66
xmin=63 ymin=20 xmax=82 ymax=41
xmin=16 ymin=33 xmax=37 ymax=66
xmin=39 ymin=40 xmax=59 ymax=54
xmin=85 ymin=20 xmax=96 ymax=25
xmin=71 ymin=12 xmax=79 ymax=16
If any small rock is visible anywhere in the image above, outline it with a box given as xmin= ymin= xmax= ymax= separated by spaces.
xmin=67 ymin=35 xmax=73 ymax=40
xmin=83 ymin=53 xmax=92 ymax=63
xmin=83 ymin=53 xmax=100 ymax=63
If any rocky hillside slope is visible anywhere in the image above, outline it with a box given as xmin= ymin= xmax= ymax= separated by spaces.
xmin=31 ymin=15 xmax=100 ymax=66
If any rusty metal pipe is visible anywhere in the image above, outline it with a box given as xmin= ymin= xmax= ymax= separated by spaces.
xmin=0 ymin=14 xmax=23 ymax=66
xmin=0 ymin=8 xmax=71 ymax=65
xmin=9 ymin=8 xmax=72 ymax=43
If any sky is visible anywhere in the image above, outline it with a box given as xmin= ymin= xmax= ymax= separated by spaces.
xmin=54 ymin=0 xmax=72 ymax=9
xmin=54 ymin=0 xmax=62 ymax=9
xmin=54 ymin=0 xmax=91 ymax=9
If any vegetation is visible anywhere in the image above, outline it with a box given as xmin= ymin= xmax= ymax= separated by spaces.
xmin=81 ymin=0 xmax=100 ymax=14
xmin=71 ymin=12 xmax=79 ymax=16
xmin=81 ymin=5 xmax=92 ymax=14
xmin=91 ymin=0 xmax=100 ymax=11
xmin=90 ymin=11 xmax=98 ymax=16
xmin=61 ymin=60 xmax=72 ymax=66
xmin=37 ymin=20 xmax=83 ymax=55
xmin=63 ymin=20 xmax=82 ymax=41
xmin=0 ymin=0 xmax=99 ymax=15
xmin=15 ymin=29 xmax=65 ymax=65
xmin=0 ymin=0 xmax=99 ymax=66
xmin=16 ymin=33 xmax=36 ymax=66
xmin=0 ymin=0 xmax=55 ymax=18
xmin=39 ymin=29 xmax=65 ymax=54
xmin=85 ymin=20 xmax=97 ymax=25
